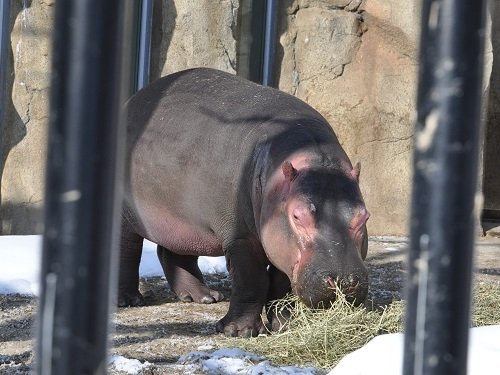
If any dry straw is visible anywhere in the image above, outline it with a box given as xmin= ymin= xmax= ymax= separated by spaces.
xmin=227 ymin=281 xmax=500 ymax=369
xmin=229 ymin=292 xmax=404 ymax=369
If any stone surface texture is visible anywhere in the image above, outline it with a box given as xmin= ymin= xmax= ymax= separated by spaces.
xmin=1 ymin=0 xmax=52 ymax=234
xmin=0 ymin=0 xmax=498 ymax=236
xmin=150 ymin=0 xmax=239 ymax=80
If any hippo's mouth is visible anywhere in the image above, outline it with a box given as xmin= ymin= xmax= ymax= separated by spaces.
xmin=290 ymin=259 xmax=369 ymax=308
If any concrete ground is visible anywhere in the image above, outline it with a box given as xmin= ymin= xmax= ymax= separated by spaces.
xmin=0 ymin=234 xmax=499 ymax=374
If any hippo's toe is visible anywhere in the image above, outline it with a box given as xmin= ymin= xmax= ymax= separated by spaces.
xmin=176 ymin=285 xmax=224 ymax=304
xmin=215 ymin=314 xmax=266 ymax=337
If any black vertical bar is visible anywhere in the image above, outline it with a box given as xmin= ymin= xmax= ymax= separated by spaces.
xmin=128 ymin=0 xmax=152 ymax=94
xmin=36 ymin=1 xmax=132 ymax=374
xmin=404 ymin=1 xmax=489 ymax=375
xmin=137 ymin=0 xmax=153 ymax=90
xmin=262 ymin=0 xmax=278 ymax=87
xmin=247 ymin=0 xmax=266 ymax=83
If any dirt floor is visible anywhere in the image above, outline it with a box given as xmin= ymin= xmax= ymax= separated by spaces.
xmin=1 ymin=236 xmax=499 ymax=374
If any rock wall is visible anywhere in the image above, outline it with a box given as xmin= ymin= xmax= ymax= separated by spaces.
xmin=1 ymin=0 xmax=53 ymax=234
xmin=150 ymin=0 xmax=239 ymax=80
xmin=0 ymin=0 xmax=497 ymax=236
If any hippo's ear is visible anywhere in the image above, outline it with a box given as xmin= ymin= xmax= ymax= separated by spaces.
xmin=282 ymin=161 xmax=298 ymax=181
xmin=350 ymin=162 xmax=361 ymax=181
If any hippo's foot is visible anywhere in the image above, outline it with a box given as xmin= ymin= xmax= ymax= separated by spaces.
xmin=157 ymin=246 xmax=224 ymax=304
xmin=176 ymin=282 xmax=224 ymax=304
xmin=117 ymin=289 xmax=145 ymax=307
xmin=215 ymin=312 xmax=266 ymax=337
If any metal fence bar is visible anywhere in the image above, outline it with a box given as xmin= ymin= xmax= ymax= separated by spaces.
xmin=403 ymin=0 xmax=489 ymax=374
xmin=261 ymin=0 xmax=278 ymax=87
xmin=137 ymin=0 xmax=153 ymax=90
xmin=36 ymin=1 xmax=132 ymax=374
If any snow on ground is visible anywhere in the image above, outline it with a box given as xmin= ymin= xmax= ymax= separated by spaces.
xmin=1 ymin=236 xmax=499 ymax=375
xmin=177 ymin=348 xmax=319 ymax=375
xmin=329 ymin=325 xmax=500 ymax=375
xmin=0 ymin=236 xmax=227 ymax=296
xmin=109 ymin=355 xmax=152 ymax=374
xmin=110 ymin=327 xmax=500 ymax=375
xmin=109 ymin=348 xmax=321 ymax=375
xmin=0 ymin=235 xmax=42 ymax=295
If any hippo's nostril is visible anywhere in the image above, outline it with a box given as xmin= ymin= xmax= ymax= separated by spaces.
xmin=324 ymin=276 xmax=336 ymax=289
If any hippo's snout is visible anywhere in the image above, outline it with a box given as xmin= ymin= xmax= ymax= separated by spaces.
xmin=324 ymin=272 xmax=368 ymax=306
xmin=295 ymin=266 xmax=369 ymax=308
xmin=324 ymin=273 xmax=361 ymax=290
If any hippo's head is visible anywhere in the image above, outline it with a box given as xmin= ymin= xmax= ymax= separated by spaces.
xmin=260 ymin=157 xmax=369 ymax=308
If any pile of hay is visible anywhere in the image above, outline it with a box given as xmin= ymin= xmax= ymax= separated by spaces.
xmin=228 ymin=293 xmax=404 ymax=369
xmin=227 ymin=281 xmax=500 ymax=369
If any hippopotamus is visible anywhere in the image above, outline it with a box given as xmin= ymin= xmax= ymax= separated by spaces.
xmin=118 ymin=68 xmax=370 ymax=337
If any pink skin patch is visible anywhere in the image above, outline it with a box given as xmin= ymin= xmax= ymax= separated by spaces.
xmin=288 ymin=199 xmax=318 ymax=287
xmin=351 ymin=161 xmax=361 ymax=181
xmin=260 ymin=153 xmax=315 ymax=278
xmin=289 ymin=200 xmax=318 ymax=247
xmin=349 ymin=207 xmax=370 ymax=251
xmin=340 ymin=160 xmax=361 ymax=182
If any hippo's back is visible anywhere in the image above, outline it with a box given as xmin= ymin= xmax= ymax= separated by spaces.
xmin=126 ymin=68 xmax=330 ymax=147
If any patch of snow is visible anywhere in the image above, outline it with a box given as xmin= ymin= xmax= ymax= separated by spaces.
xmin=328 ymin=325 xmax=500 ymax=375
xmin=384 ymin=246 xmax=400 ymax=251
xmin=328 ymin=333 xmax=404 ymax=375
xmin=178 ymin=348 xmax=320 ymax=374
xmin=109 ymin=355 xmax=151 ymax=374
xmin=0 ymin=236 xmax=227 ymax=296
xmin=198 ymin=255 xmax=228 ymax=274
xmin=0 ymin=235 xmax=41 ymax=295
xmin=137 ymin=239 xmax=163 ymax=277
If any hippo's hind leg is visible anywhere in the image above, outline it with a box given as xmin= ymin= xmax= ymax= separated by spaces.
xmin=157 ymin=246 xmax=224 ymax=304
xmin=118 ymin=217 xmax=145 ymax=307
xmin=266 ymin=265 xmax=292 ymax=331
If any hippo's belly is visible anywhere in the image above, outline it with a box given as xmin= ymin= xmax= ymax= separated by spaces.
xmin=136 ymin=203 xmax=224 ymax=257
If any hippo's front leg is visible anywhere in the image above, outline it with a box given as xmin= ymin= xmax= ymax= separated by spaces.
xmin=266 ymin=265 xmax=292 ymax=331
xmin=216 ymin=239 xmax=269 ymax=337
